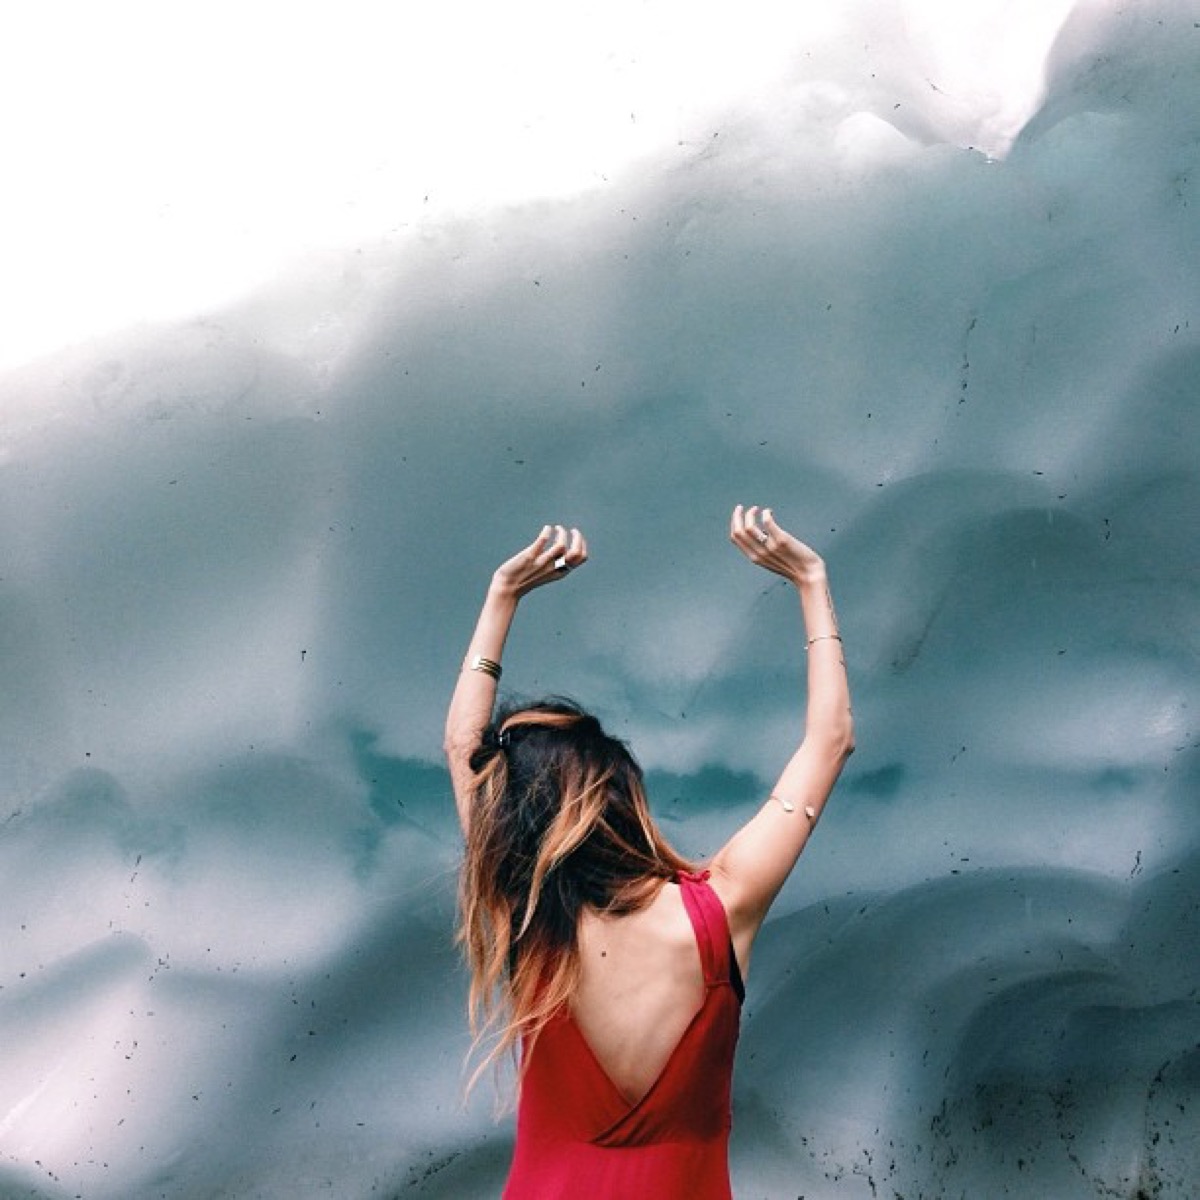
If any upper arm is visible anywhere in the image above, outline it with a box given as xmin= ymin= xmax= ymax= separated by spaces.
xmin=444 ymin=674 xmax=491 ymax=839
xmin=709 ymin=732 xmax=853 ymax=955
xmin=444 ymin=742 xmax=476 ymax=837
xmin=444 ymin=655 xmax=503 ymax=839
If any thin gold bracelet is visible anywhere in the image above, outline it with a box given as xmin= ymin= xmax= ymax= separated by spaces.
xmin=805 ymin=633 xmax=843 ymax=650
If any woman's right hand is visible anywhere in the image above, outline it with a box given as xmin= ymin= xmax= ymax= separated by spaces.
xmin=729 ymin=505 xmax=825 ymax=586
xmin=491 ymin=524 xmax=588 ymax=599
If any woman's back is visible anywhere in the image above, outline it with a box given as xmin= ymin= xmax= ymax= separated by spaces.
xmin=573 ymin=879 xmax=716 ymax=1105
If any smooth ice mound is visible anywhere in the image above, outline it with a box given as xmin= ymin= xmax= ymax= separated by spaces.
xmin=1 ymin=2 xmax=1197 ymax=1197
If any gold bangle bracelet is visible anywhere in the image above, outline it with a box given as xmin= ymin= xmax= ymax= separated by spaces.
xmin=469 ymin=655 xmax=503 ymax=680
xmin=771 ymin=793 xmax=817 ymax=820
xmin=805 ymin=633 xmax=843 ymax=650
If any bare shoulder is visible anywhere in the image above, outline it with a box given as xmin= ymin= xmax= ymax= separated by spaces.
xmin=578 ymin=881 xmax=692 ymax=959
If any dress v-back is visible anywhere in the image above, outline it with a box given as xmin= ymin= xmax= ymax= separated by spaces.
xmin=503 ymin=871 xmax=744 ymax=1199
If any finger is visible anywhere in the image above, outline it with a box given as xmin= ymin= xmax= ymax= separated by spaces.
xmin=566 ymin=527 xmax=586 ymax=564
xmin=733 ymin=505 xmax=759 ymax=547
xmin=547 ymin=525 xmax=583 ymax=574
xmin=734 ymin=501 xmax=763 ymax=549
xmin=531 ymin=524 xmax=553 ymax=552
xmin=538 ymin=524 xmax=565 ymax=563
xmin=731 ymin=504 xmax=757 ymax=550
xmin=754 ymin=507 xmax=774 ymax=544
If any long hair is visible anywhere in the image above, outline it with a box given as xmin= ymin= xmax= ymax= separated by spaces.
xmin=457 ymin=698 xmax=693 ymax=1096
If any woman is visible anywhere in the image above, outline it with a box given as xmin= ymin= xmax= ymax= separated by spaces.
xmin=444 ymin=506 xmax=854 ymax=1198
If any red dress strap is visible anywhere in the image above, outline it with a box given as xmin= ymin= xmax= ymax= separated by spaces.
xmin=677 ymin=870 xmax=735 ymax=990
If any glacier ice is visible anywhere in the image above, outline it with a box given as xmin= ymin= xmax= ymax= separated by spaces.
xmin=1 ymin=2 xmax=1197 ymax=1196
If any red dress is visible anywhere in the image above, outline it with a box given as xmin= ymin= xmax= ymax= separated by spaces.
xmin=503 ymin=871 xmax=744 ymax=1199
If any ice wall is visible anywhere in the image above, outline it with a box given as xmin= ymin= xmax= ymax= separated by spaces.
xmin=1 ymin=2 xmax=1198 ymax=1197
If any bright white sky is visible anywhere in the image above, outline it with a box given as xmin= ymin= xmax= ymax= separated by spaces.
xmin=0 ymin=0 xmax=1076 ymax=371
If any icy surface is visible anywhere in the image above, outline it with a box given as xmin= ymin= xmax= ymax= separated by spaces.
xmin=1 ymin=2 xmax=1198 ymax=1197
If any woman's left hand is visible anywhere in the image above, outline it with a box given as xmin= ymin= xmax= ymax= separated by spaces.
xmin=730 ymin=505 xmax=825 ymax=586
xmin=491 ymin=525 xmax=588 ymax=599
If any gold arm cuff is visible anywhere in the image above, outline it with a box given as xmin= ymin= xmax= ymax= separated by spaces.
xmin=469 ymin=655 xmax=503 ymax=680
xmin=771 ymin=794 xmax=818 ymax=820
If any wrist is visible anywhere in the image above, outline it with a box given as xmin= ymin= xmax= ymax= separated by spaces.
xmin=789 ymin=562 xmax=828 ymax=590
xmin=487 ymin=575 xmax=523 ymax=604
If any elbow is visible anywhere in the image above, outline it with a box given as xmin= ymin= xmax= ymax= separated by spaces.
xmin=834 ymin=726 xmax=856 ymax=763
xmin=812 ymin=716 xmax=855 ymax=763
xmin=443 ymin=727 xmax=475 ymax=762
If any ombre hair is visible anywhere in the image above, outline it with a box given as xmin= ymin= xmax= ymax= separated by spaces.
xmin=457 ymin=698 xmax=693 ymax=1096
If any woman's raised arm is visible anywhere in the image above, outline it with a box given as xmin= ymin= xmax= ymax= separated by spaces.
xmin=709 ymin=505 xmax=855 ymax=961
xmin=443 ymin=524 xmax=587 ymax=835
